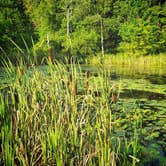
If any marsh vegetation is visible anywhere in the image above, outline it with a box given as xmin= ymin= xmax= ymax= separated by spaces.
xmin=0 ymin=60 xmax=166 ymax=165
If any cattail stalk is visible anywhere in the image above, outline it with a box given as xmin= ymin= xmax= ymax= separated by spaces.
xmin=49 ymin=47 xmax=53 ymax=63
xmin=85 ymin=71 xmax=90 ymax=95
xmin=68 ymin=74 xmax=72 ymax=94
xmin=74 ymin=81 xmax=77 ymax=97
xmin=19 ymin=67 xmax=23 ymax=75
xmin=26 ymin=63 xmax=29 ymax=70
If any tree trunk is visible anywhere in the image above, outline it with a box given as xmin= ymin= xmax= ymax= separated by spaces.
xmin=66 ymin=6 xmax=72 ymax=61
xmin=100 ymin=17 xmax=104 ymax=57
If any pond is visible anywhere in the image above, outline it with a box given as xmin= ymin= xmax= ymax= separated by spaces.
xmin=81 ymin=65 xmax=166 ymax=104
xmin=0 ymin=64 xmax=166 ymax=165
xmin=83 ymin=65 xmax=166 ymax=165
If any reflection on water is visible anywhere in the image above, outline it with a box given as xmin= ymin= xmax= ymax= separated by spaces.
xmin=83 ymin=64 xmax=166 ymax=72
xmin=120 ymin=89 xmax=166 ymax=100
xmin=147 ymin=75 xmax=166 ymax=85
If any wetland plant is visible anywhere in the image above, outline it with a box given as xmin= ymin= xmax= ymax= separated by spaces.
xmin=0 ymin=59 xmax=165 ymax=165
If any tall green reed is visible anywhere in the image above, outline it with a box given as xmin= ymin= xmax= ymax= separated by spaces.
xmin=0 ymin=58 xmax=144 ymax=165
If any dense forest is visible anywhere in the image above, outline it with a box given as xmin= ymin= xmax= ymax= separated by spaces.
xmin=0 ymin=0 xmax=166 ymax=64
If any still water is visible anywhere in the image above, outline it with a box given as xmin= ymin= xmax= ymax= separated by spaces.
xmin=82 ymin=65 xmax=166 ymax=165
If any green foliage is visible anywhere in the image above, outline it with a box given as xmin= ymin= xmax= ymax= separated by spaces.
xmin=0 ymin=0 xmax=36 ymax=65
xmin=117 ymin=1 xmax=166 ymax=55
xmin=72 ymin=28 xmax=99 ymax=57
xmin=0 ymin=0 xmax=166 ymax=64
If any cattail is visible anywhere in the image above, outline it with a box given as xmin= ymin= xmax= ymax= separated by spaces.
xmin=85 ymin=71 xmax=90 ymax=78
xmin=18 ymin=67 xmax=23 ymax=84
xmin=110 ymin=89 xmax=118 ymax=103
xmin=49 ymin=47 xmax=53 ymax=63
xmin=19 ymin=67 xmax=23 ymax=75
xmin=74 ymin=81 xmax=77 ymax=97
xmin=68 ymin=74 xmax=72 ymax=94
xmin=26 ymin=63 xmax=29 ymax=70
xmin=111 ymin=94 xmax=118 ymax=103
xmin=85 ymin=71 xmax=90 ymax=95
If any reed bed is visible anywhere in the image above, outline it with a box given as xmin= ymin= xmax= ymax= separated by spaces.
xmin=90 ymin=53 xmax=166 ymax=68
xmin=0 ymin=60 xmax=156 ymax=166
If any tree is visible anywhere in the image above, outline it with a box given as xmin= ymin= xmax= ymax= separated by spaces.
xmin=1 ymin=0 xmax=165 ymax=64
xmin=114 ymin=0 xmax=166 ymax=55
xmin=0 ymin=0 xmax=34 ymax=63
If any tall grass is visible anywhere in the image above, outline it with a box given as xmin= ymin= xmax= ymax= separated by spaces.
xmin=0 ymin=59 xmax=146 ymax=165
xmin=90 ymin=53 xmax=166 ymax=67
